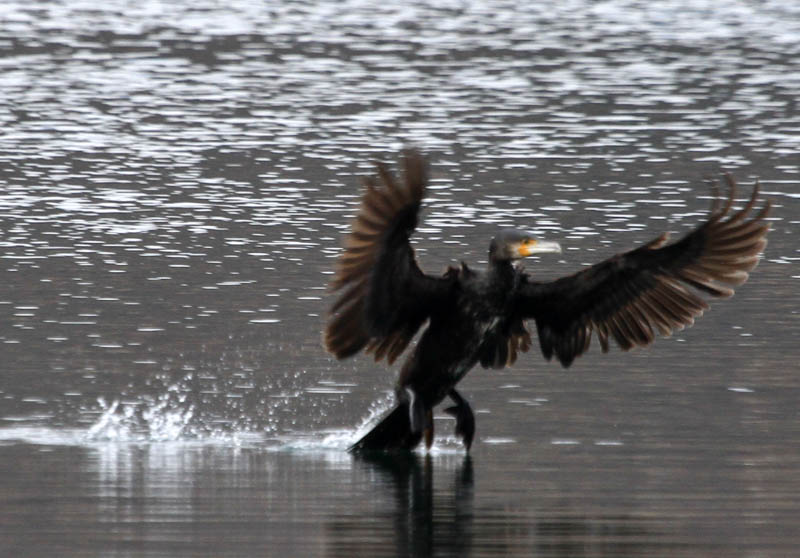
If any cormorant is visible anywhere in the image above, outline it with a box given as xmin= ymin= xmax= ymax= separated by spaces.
xmin=324 ymin=150 xmax=770 ymax=452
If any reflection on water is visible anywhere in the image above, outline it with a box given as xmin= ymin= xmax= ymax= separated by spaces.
xmin=5 ymin=435 xmax=795 ymax=557
xmin=332 ymin=453 xmax=476 ymax=557
xmin=1 ymin=0 xmax=799 ymax=556
xmin=332 ymin=453 xmax=668 ymax=557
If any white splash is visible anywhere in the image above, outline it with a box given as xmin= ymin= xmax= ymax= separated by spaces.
xmin=85 ymin=396 xmax=196 ymax=442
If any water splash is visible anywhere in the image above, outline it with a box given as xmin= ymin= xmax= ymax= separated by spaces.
xmin=79 ymin=371 xmax=249 ymax=443
xmin=267 ymin=393 xmax=472 ymax=455
xmin=85 ymin=397 xmax=196 ymax=442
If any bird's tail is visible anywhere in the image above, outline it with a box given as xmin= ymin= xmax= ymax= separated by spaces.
xmin=349 ymin=402 xmax=422 ymax=452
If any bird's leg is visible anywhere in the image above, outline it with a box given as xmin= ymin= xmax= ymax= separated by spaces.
xmin=405 ymin=387 xmax=426 ymax=435
xmin=423 ymin=408 xmax=434 ymax=450
xmin=444 ymin=388 xmax=475 ymax=451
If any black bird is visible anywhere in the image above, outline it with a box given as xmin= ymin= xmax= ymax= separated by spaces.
xmin=325 ymin=150 xmax=770 ymax=452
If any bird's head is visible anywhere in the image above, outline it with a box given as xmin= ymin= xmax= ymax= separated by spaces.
xmin=489 ymin=229 xmax=561 ymax=262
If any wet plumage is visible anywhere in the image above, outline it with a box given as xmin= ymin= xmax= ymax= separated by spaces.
xmin=325 ymin=150 xmax=770 ymax=452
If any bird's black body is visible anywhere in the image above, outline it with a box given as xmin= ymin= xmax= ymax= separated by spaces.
xmin=399 ymin=261 xmax=521 ymax=399
xmin=351 ymin=263 xmax=518 ymax=451
xmin=325 ymin=150 xmax=770 ymax=452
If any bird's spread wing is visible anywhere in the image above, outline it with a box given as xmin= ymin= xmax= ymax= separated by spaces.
xmin=325 ymin=150 xmax=454 ymax=364
xmin=516 ymin=176 xmax=770 ymax=368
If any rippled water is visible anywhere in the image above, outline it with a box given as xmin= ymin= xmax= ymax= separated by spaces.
xmin=1 ymin=1 xmax=799 ymax=556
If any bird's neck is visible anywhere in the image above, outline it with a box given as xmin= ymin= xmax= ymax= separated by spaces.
xmin=488 ymin=258 xmax=516 ymax=288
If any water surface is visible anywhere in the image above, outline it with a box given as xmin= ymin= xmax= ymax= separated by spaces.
xmin=1 ymin=1 xmax=799 ymax=556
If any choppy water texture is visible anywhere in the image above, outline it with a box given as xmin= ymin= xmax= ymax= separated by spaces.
xmin=1 ymin=1 xmax=799 ymax=556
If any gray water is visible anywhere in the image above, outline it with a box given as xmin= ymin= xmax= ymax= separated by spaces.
xmin=1 ymin=1 xmax=799 ymax=556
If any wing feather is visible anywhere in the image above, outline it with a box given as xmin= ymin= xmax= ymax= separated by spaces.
xmin=324 ymin=150 xmax=454 ymax=364
xmin=518 ymin=175 xmax=770 ymax=367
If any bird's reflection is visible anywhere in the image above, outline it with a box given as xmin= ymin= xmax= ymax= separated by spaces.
xmin=326 ymin=451 xmax=676 ymax=557
xmin=328 ymin=452 xmax=474 ymax=557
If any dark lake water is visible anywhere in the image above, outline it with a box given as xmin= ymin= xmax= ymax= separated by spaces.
xmin=1 ymin=1 xmax=799 ymax=556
